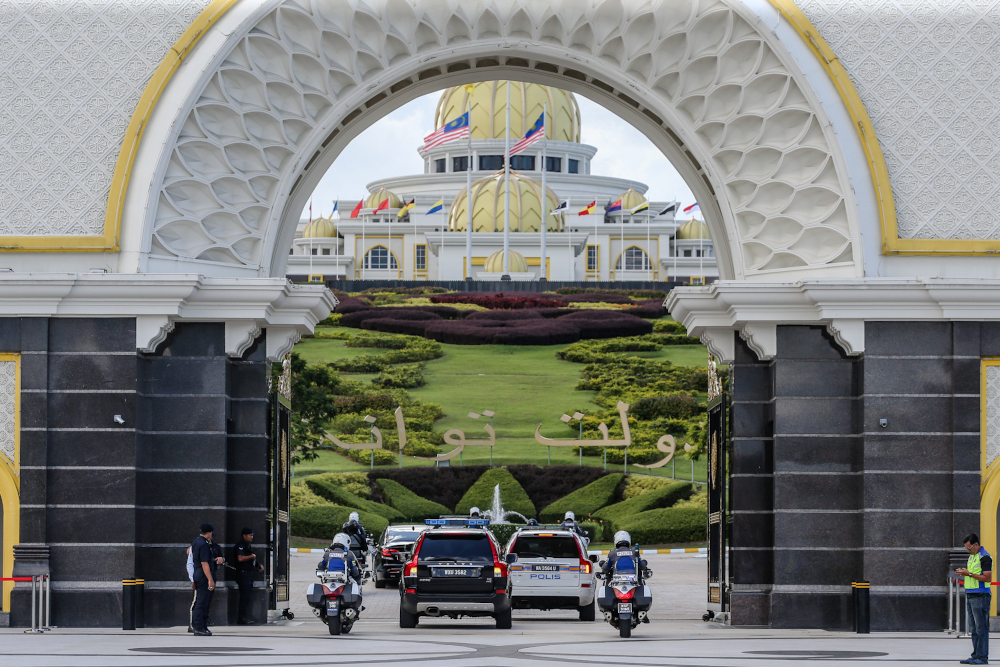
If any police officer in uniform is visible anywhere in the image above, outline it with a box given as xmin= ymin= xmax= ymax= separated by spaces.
xmin=234 ymin=527 xmax=264 ymax=625
xmin=561 ymin=511 xmax=587 ymax=537
xmin=601 ymin=530 xmax=637 ymax=578
xmin=191 ymin=523 xmax=224 ymax=636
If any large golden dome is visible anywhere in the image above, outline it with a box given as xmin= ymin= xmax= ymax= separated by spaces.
xmin=677 ymin=219 xmax=711 ymax=240
xmin=484 ymin=250 xmax=528 ymax=273
xmin=364 ymin=187 xmax=402 ymax=210
xmin=610 ymin=188 xmax=647 ymax=212
xmin=448 ymin=171 xmax=563 ymax=233
xmin=434 ymin=81 xmax=581 ymax=143
xmin=302 ymin=216 xmax=338 ymax=238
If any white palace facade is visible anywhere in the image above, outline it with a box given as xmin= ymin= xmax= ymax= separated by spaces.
xmin=286 ymin=81 xmax=717 ymax=283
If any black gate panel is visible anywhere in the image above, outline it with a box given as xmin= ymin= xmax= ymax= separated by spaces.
xmin=269 ymin=390 xmax=291 ymax=611
xmin=707 ymin=393 xmax=728 ymax=614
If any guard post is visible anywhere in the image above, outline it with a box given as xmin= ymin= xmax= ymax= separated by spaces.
xmin=853 ymin=580 xmax=870 ymax=633
xmin=122 ymin=579 xmax=135 ymax=630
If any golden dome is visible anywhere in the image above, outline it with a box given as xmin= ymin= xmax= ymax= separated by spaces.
xmin=434 ymin=81 xmax=581 ymax=143
xmin=677 ymin=219 xmax=711 ymax=240
xmin=302 ymin=216 xmax=338 ymax=238
xmin=610 ymin=188 xmax=647 ymax=212
xmin=484 ymin=250 xmax=528 ymax=273
xmin=364 ymin=187 xmax=402 ymax=210
xmin=448 ymin=171 xmax=563 ymax=233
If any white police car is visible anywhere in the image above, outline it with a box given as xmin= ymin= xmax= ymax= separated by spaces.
xmin=504 ymin=527 xmax=598 ymax=620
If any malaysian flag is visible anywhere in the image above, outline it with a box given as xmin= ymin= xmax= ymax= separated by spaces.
xmin=423 ymin=112 xmax=470 ymax=151
xmin=510 ymin=113 xmax=545 ymax=156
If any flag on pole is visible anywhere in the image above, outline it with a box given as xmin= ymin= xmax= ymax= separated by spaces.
xmin=578 ymin=200 xmax=596 ymax=216
xmin=606 ymin=197 xmax=623 ymax=213
xmin=331 ymin=200 xmax=340 ymax=219
xmin=658 ymin=202 xmax=677 ymax=215
xmin=632 ymin=201 xmax=649 ymax=214
xmin=510 ymin=113 xmax=545 ymax=155
xmin=551 ymin=199 xmax=570 ymax=215
xmin=308 ymin=200 xmax=312 ymax=222
xmin=398 ymin=199 xmax=415 ymax=217
xmin=464 ymin=83 xmax=475 ymax=95
xmin=426 ymin=199 xmax=444 ymax=215
xmin=683 ymin=202 xmax=700 ymax=216
xmin=350 ymin=200 xmax=363 ymax=218
xmin=374 ymin=198 xmax=390 ymax=213
xmin=423 ymin=112 xmax=470 ymax=150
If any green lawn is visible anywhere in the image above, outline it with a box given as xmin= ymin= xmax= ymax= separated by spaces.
xmin=292 ymin=328 xmax=710 ymax=482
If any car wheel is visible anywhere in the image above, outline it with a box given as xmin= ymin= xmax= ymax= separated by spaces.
xmin=374 ymin=573 xmax=386 ymax=588
xmin=618 ymin=621 xmax=631 ymax=638
xmin=495 ymin=609 xmax=512 ymax=629
xmin=328 ymin=614 xmax=342 ymax=635
xmin=579 ymin=599 xmax=595 ymax=621
xmin=399 ymin=606 xmax=418 ymax=628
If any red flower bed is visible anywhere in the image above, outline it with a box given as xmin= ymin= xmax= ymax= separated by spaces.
xmin=340 ymin=309 xmax=442 ymax=328
xmin=430 ymin=293 xmax=564 ymax=309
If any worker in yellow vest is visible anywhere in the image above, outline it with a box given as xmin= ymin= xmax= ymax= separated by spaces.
xmin=957 ymin=533 xmax=993 ymax=665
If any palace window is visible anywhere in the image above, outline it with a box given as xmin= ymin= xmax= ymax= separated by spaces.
xmin=479 ymin=155 xmax=504 ymax=170
xmin=434 ymin=158 xmax=446 ymax=173
xmin=311 ymin=248 xmax=317 ymax=255
xmin=510 ymin=155 xmax=535 ymax=170
xmin=415 ymin=244 xmax=427 ymax=271
xmin=545 ymin=156 xmax=561 ymax=172
xmin=453 ymin=156 xmax=469 ymax=171
xmin=568 ymin=159 xmax=579 ymax=174
xmin=587 ymin=245 xmax=598 ymax=271
xmin=616 ymin=247 xmax=652 ymax=271
xmin=683 ymin=250 xmax=692 ymax=257
xmin=364 ymin=245 xmax=398 ymax=270
xmin=322 ymin=248 xmax=330 ymax=255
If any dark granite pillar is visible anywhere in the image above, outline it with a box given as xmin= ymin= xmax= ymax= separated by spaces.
xmin=728 ymin=334 xmax=774 ymax=625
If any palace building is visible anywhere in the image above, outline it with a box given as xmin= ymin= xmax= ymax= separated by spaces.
xmin=286 ymin=81 xmax=717 ymax=283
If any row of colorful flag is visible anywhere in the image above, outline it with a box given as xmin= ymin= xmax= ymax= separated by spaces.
xmin=316 ymin=197 xmax=698 ymax=220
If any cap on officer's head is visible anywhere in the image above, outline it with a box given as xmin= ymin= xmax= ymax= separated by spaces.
xmin=242 ymin=527 xmax=254 ymax=536
xmin=200 ymin=523 xmax=214 ymax=534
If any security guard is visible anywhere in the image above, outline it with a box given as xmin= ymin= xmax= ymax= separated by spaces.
xmin=191 ymin=523 xmax=224 ymax=636
xmin=234 ymin=527 xmax=264 ymax=625
xmin=957 ymin=533 xmax=993 ymax=665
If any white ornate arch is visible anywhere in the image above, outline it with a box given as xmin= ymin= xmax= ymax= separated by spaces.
xmin=124 ymin=0 xmax=869 ymax=282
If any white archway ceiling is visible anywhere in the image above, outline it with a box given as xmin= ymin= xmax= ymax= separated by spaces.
xmin=143 ymin=0 xmax=863 ymax=281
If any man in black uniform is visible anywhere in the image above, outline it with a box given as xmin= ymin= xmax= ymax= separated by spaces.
xmin=601 ymin=530 xmax=638 ymax=577
xmin=234 ymin=527 xmax=264 ymax=625
xmin=191 ymin=523 xmax=224 ymax=636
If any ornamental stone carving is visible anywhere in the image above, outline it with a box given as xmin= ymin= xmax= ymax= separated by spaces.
xmin=988 ymin=364 xmax=1000 ymax=470
xmin=0 ymin=0 xmax=211 ymax=237
xmin=799 ymin=0 xmax=1000 ymax=241
xmin=144 ymin=0 xmax=861 ymax=280
xmin=0 ymin=360 xmax=16 ymax=469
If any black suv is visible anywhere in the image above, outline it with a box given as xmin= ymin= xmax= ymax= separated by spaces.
xmin=399 ymin=525 xmax=514 ymax=628
xmin=374 ymin=524 xmax=426 ymax=588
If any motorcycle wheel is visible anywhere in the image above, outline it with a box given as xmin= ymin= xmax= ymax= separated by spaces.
xmin=286 ymin=612 xmax=295 ymax=620
xmin=328 ymin=614 xmax=342 ymax=635
xmin=579 ymin=600 xmax=595 ymax=622
xmin=619 ymin=621 xmax=631 ymax=639
xmin=399 ymin=606 xmax=418 ymax=629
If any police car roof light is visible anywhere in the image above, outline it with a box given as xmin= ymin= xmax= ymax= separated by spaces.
xmin=424 ymin=518 xmax=491 ymax=527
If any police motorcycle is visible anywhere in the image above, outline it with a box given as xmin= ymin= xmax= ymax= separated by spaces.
xmin=596 ymin=531 xmax=653 ymax=638
xmin=344 ymin=512 xmax=374 ymax=582
xmin=305 ymin=533 xmax=364 ymax=635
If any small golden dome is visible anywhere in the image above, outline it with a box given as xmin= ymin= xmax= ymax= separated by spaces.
xmin=302 ymin=216 xmax=338 ymax=238
xmin=610 ymin=188 xmax=647 ymax=212
xmin=364 ymin=187 xmax=402 ymax=210
xmin=448 ymin=171 xmax=562 ymax=233
xmin=677 ymin=219 xmax=711 ymax=240
xmin=484 ymin=250 xmax=528 ymax=273
xmin=434 ymin=81 xmax=581 ymax=143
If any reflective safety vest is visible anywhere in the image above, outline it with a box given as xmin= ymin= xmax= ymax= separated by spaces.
xmin=966 ymin=548 xmax=991 ymax=592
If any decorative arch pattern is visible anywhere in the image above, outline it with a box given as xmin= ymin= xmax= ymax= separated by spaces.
xmin=142 ymin=0 xmax=864 ymax=280
xmin=363 ymin=245 xmax=398 ymax=270
xmin=615 ymin=246 xmax=653 ymax=271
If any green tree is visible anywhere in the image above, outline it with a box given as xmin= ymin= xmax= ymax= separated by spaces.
xmin=284 ymin=352 xmax=341 ymax=463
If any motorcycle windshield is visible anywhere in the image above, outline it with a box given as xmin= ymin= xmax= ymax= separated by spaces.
xmin=614 ymin=557 xmax=637 ymax=579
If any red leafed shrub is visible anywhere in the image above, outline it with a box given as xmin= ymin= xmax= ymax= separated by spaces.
xmin=360 ymin=318 xmax=434 ymax=336
xmin=557 ymin=311 xmax=654 ymax=339
xmin=334 ymin=296 xmax=372 ymax=314
xmin=629 ymin=298 xmax=667 ymax=319
xmin=340 ymin=309 xmax=442 ymax=328
xmin=554 ymin=292 xmax=634 ymax=304
xmin=465 ymin=309 xmax=544 ymax=321
xmin=430 ymin=293 xmax=564 ymax=309
xmin=423 ymin=318 xmax=581 ymax=345
xmin=536 ymin=307 xmax=581 ymax=318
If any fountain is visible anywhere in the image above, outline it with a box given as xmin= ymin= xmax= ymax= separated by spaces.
xmin=483 ymin=484 xmax=528 ymax=524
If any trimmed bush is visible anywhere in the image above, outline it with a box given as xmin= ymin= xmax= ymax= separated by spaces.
xmin=621 ymin=475 xmax=673 ymax=499
xmin=556 ymin=292 xmax=633 ymax=304
xmin=308 ymin=472 xmax=372 ymax=498
xmin=375 ymin=478 xmax=451 ymax=521
xmin=592 ymin=481 xmax=695 ymax=535
xmin=346 ymin=332 xmax=411 ymax=349
xmin=431 ymin=294 xmax=563 ymax=309
xmin=455 ymin=468 xmax=536 ymax=519
xmin=290 ymin=504 xmax=389 ymax=542
xmin=616 ymin=507 xmax=706 ymax=545
xmin=539 ymin=473 xmax=624 ymax=523
xmin=558 ymin=311 xmax=654 ymax=339
xmin=465 ymin=309 xmax=544 ymax=321
xmin=630 ymin=299 xmax=667 ymax=319
xmin=340 ymin=309 xmax=442 ymax=328
xmin=369 ymin=466 xmax=489 ymax=510
xmin=345 ymin=448 xmax=398 ymax=466
xmin=504 ymin=465 xmax=613 ymax=513
xmin=334 ymin=296 xmax=371 ymax=314
xmin=290 ymin=483 xmax=326 ymax=509
xmin=653 ymin=320 xmax=686 ymax=334
xmin=579 ymin=521 xmax=601 ymax=542
xmin=372 ymin=363 xmax=425 ymax=388
xmin=362 ymin=318 xmax=433 ymax=336
xmin=423 ymin=318 xmax=581 ymax=346
xmin=630 ymin=394 xmax=701 ymax=420
xmin=304 ymin=477 xmax=404 ymax=521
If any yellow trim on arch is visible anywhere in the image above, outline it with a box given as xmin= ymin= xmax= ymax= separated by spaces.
xmin=0 ymin=0 xmax=238 ymax=252
xmin=0 ymin=353 xmax=20 ymax=611
xmin=980 ymin=359 xmax=1000 ymax=615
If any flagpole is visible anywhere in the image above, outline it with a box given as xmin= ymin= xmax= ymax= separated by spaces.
xmin=502 ymin=80 xmax=511 ymax=278
xmin=646 ymin=205 xmax=650 ymax=281
xmin=699 ymin=214 xmax=704 ymax=279
xmin=619 ymin=208 xmax=624 ymax=283
xmin=672 ymin=198 xmax=677 ymax=282
xmin=540 ymin=102 xmax=547 ymax=282
xmin=466 ymin=98 xmax=473 ymax=282
xmin=362 ymin=212 xmax=365 ymax=281
xmin=309 ymin=199 xmax=313 ymax=279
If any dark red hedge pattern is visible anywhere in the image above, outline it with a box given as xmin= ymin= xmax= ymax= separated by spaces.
xmin=431 ymin=294 xmax=564 ymax=309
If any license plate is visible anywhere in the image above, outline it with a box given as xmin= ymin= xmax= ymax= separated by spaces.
xmin=432 ymin=568 xmax=479 ymax=577
xmin=327 ymin=601 xmax=339 ymax=612
xmin=532 ymin=564 xmax=558 ymax=572
xmin=617 ymin=603 xmax=632 ymax=613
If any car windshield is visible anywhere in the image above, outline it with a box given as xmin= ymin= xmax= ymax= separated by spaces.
xmin=511 ymin=535 xmax=579 ymax=559
xmin=418 ymin=533 xmax=494 ymax=562
xmin=385 ymin=528 xmax=422 ymax=543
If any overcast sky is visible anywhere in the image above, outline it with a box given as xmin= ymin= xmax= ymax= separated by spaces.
xmin=304 ymin=92 xmax=696 ymax=219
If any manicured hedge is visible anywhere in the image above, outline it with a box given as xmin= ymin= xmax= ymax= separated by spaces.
xmin=579 ymin=521 xmax=602 ymax=542
xmin=465 ymin=310 xmax=544 ymax=321
xmin=290 ymin=504 xmax=389 ymax=541
xmin=504 ymin=465 xmax=613 ymax=512
xmin=592 ymin=481 xmax=695 ymax=536
xmin=374 ymin=478 xmax=451 ymax=521
xmin=455 ymin=468 xmax=536 ymax=519
xmin=630 ymin=394 xmax=701 ymax=420
xmin=630 ymin=299 xmax=667 ymax=319
xmin=361 ymin=318 xmax=434 ymax=336
xmin=334 ymin=296 xmax=371 ymax=314
xmin=616 ymin=507 xmax=706 ymax=545
xmin=558 ymin=311 xmax=654 ymax=339
xmin=372 ymin=363 xmax=425 ymax=388
xmin=539 ymin=473 xmax=624 ymax=523
xmin=340 ymin=309 xmax=442 ymax=328
xmin=369 ymin=466 xmax=489 ymax=510
xmin=431 ymin=294 xmax=564 ymax=309
xmin=304 ymin=477 xmax=405 ymax=522
xmin=423 ymin=318 xmax=580 ymax=346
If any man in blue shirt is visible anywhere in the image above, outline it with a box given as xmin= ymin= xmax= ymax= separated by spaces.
xmin=957 ymin=533 xmax=993 ymax=665
xmin=191 ymin=523 xmax=224 ymax=636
